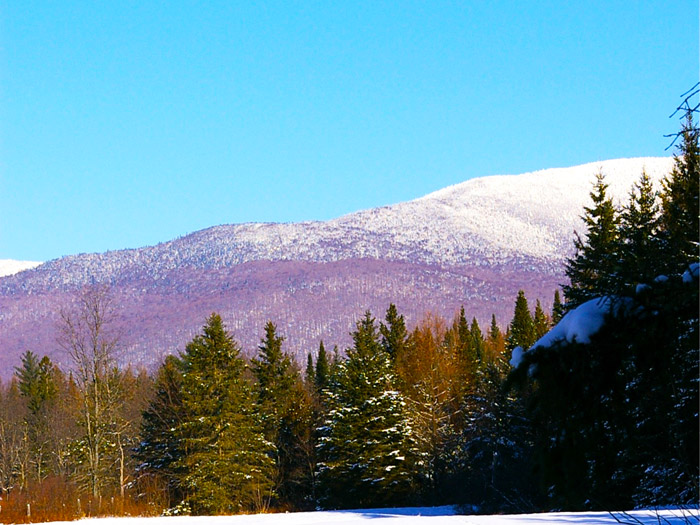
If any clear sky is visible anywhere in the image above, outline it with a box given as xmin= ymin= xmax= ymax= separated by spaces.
xmin=1 ymin=1 xmax=697 ymax=262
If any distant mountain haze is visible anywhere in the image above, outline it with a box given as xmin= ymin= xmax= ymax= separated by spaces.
xmin=0 ymin=157 xmax=673 ymax=379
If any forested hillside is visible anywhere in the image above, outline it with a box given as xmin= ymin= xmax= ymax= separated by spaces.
xmin=0 ymin=158 xmax=672 ymax=379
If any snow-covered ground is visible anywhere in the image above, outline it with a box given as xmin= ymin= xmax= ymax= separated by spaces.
xmin=43 ymin=506 xmax=699 ymax=525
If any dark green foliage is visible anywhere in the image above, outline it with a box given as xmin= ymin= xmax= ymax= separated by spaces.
xmin=135 ymin=355 xmax=185 ymax=506
xmin=507 ymin=290 xmax=535 ymax=352
xmin=305 ymin=353 xmax=315 ymax=387
xmin=15 ymin=351 xmax=58 ymax=482
xmin=252 ymin=321 xmax=314 ymax=510
xmin=177 ymin=313 xmax=274 ymax=515
xmin=615 ymin=170 xmax=664 ymax=289
xmin=379 ymin=303 xmax=409 ymax=362
xmin=252 ymin=321 xmax=295 ymax=434
xmin=488 ymin=314 xmax=502 ymax=348
xmin=462 ymin=359 xmax=540 ymax=513
xmin=469 ymin=317 xmax=484 ymax=364
xmin=317 ymin=311 xmax=418 ymax=509
xmin=551 ymin=290 xmax=564 ymax=324
xmin=532 ymin=300 xmax=549 ymax=341
xmin=564 ymin=172 xmax=620 ymax=308
xmin=314 ymin=341 xmax=330 ymax=393
xmin=661 ymin=112 xmax=699 ymax=267
xmin=511 ymin=109 xmax=699 ymax=509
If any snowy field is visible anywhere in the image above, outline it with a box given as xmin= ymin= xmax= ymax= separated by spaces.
xmin=43 ymin=506 xmax=699 ymax=525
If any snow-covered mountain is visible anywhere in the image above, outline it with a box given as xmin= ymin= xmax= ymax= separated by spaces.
xmin=0 ymin=157 xmax=674 ymax=377
xmin=0 ymin=259 xmax=41 ymax=277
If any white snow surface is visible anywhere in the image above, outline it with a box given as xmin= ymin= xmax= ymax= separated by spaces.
xmin=0 ymin=259 xmax=41 ymax=277
xmin=511 ymin=297 xmax=628 ymax=369
xmin=41 ymin=507 xmax=699 ymax=525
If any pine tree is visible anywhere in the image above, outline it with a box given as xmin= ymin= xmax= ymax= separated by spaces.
xmin=533 ymin=299 xmax=549 ymax=341
xmin=305 ymin=353 xmax=315 ymax=387
xmin=314 ymin=341 xmax=330 ymax=393
xmin=252 ymin=321 xmax=295 ymax=436
xmin=507 ymin=290 xmax=535 ymax=353
xmin=177 ymin=314 xmax=274 ymax=514
xmin=486 ymin=314 xmax=505 ymax=360
xmin=317 ymin=311 xmax=418 ymax=509
xmin=564 ymin=172 xmax=620 ymax=308
xmin=616 ymin=170 xmax=664 ymax=288
xmin=470 ymin=317 xmax=485 ymax=364
xmin=136 ymin=355 xmax=185 ymax=507
xmin=661 ymin=112 xmax=699 ymax=268
xmin=552 ymin=290 xmax=564 ymax=324
xmin=14 ymin=351 xmax=58 ymax=482
xmin=252 ymin=321 xmax=311 ymax=509
xmin=379 ymin=303 xmax=409 ymax=362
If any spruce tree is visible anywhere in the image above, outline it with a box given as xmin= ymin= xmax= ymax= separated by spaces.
xmin=15 ymin=351 xmax=58 ymax=481
xmin=470 ymin=317 xmax=485 ymax=364
xmin=317 ymin=311 xmax=418 ymax=508
xmin=177 ymin=314 xmax=274 ymax=514
xmin=507 ymin=290 xmax=535 ymax=352
xmin=252 ymin=321 xmax=311 ymax=509
xmin=564 ymin=172 xmax=620 ymax=308
xmin=379 ymin=303 xmax=409 ymax=362
xmin=314 ymin=341 xmax=330 ymax=393
xmin=533 ymin=299 xmax=549 ymax=341
xmin=661 ymin=112 xmax=699 ymax=268
xmin=552 ymin=290 xmax=564 ymax=324
xmin=136 ymin=355 xmax=185 ymax=507
xmin=616 ymin=170 xmax=664 ymax=288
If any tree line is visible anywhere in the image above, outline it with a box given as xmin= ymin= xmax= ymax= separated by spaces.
xmin=0 ymin=109 xmax=696 ymax=520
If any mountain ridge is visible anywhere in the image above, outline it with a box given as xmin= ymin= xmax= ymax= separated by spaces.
xmin=0 ymin=157 xmax=674 ymax=378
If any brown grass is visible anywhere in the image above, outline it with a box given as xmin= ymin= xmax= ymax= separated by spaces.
xmin=0 ymin=476 xmax=162 ymax=523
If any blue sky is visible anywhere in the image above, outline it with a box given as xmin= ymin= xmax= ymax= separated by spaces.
xmin=1 ymin=1 xmax=697 ymax=261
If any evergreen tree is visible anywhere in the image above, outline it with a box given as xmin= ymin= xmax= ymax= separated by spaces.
xmin=252 ymin=321 xmax=295 ymax=436
xmin=305 ymin=353 xmax=315 ymax=387
xmin=135 ymin=355 xmax=185 ymax=507
xmin=564 ymin=172 xmax=620 ymax=308
xmin=177 ymin=314 xmax=274 ymax=514
xmin=661 ymin=112 xmax=699 ymax=268
xmin=317 ymin=311 xmax=418 ymax=509
xmin=533 ymin=300 xmax=549 ymax=341
xmin=616 ymin=170 xmax=664 ymax=288
xmin=314 ymin=341 xmax=330 ymax=393
xmin=252 ymin=321 xmax=311 ymax=509
xmin=507 ymin=290 xmax=535 ymax=353
xmin=379 ymin=303 xmax=409 ymax=362
xmin=469 ymin=317 xmax=485 ymax=364
xmin=552 ymin=290 xmax=564 ymax=324
xmin=486 ymin=314 xmax=505 ymax=360
xmin=14 ymin=351 xmax=58 ymax=482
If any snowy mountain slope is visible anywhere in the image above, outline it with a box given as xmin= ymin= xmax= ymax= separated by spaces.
xmin=0 ymin=259 xmax=41 ymax=277
xmin=4 ymin=157 xmax=672 ymax=290
xmin=0 ymin=157 xmax=675 ymax=377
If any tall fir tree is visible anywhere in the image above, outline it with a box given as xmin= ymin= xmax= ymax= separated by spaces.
xmin=564 ymin=172 xmax=620 ymax=308
xmin=136 ymin=355 xmax=185 ymax=508
xmin=507 ymin=290 xmax=535 ymax=353
xmin=317 ymin=311 xmax=418 ymax=509
xmin=533 ymin=299 xmax=549 ymax=341
xmin=379 ymin=303 xmax=409 ymax=362
xmin=15 ymin=351 xmax=58 ymax=482
xmin=661 ymin=112 xmax=699 ymax=268
xmin=177 ymin=314 xmax=274 ymax=514
xmin=314 ymin=341 xmax=330 ymax=393
xmin=551 ymin=290 xmax=564 ymax=324
xmin=616 ymin=170 xmax=664 ymax=288
xmin=252 ymin=321 xmax=312 ymax=509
